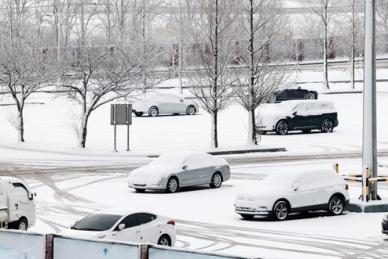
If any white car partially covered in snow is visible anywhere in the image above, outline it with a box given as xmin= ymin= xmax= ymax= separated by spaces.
xmin=64 ymin=210 xmax=176 ymax=246
xmin=234 ymin=169 xmax=349 ymax=221
xmin=257 ymin=100 xmax=339 ymax=135
xmin=128 ymin=151 xmax=231 ymax=193
xmin=132 ymin=93 xmax=199 ymax=117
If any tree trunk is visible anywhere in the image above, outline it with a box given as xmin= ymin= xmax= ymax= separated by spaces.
xmin=79 ymin=112 xmax=90 ymax=148
xmin=247 ymin=109 xmax=257 ymax=145
xmin=323 ymin=23 xmax=329 ymax=89
xmin=17 ymin=107 xmax=25 ymax=143
xmin=211 ymin=111 xmax=218 ymax=148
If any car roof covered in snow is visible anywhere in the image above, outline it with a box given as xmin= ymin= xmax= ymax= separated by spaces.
xmin=263 ymin=169 xmax=338 ymax=185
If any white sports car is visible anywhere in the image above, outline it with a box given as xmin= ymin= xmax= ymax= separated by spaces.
xmin=132 ymin=93 xmax=199 ymax=117
xmin=128 ymin=151 xmax=231 ymax=193
xmin=63 ymin=210 xmax=176 ymax=246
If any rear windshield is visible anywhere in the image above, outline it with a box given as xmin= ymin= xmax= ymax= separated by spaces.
xmin=71 ymin=214 xmax=121 ymax=231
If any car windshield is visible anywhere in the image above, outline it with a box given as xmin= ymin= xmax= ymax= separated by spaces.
xmin=150 ymin=153 xmax=187 ymax=167
xmin=71 ymin=214 xmax=122 ymax=231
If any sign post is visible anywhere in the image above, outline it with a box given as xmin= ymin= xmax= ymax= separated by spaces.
xmin=111 ymin=104 xmax=132 ymax=152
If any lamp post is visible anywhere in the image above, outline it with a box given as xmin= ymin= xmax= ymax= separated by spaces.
xmin=362 ymin=0 xmax=379 ymax=201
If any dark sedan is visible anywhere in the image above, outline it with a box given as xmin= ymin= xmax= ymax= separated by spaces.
xmin=266 ymin=83 xmax=318 ymax=103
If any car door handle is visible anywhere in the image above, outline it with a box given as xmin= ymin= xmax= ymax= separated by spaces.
xmin=112 ymin=233 xmax=117 ymax=236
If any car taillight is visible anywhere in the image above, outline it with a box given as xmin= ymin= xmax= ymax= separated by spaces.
xmin=345 ymin=184 xmax=349 ymax=190
xmin=167 ymin=220 xmax=175 ymax=226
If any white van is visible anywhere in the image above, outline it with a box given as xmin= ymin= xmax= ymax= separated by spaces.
xmin=0 ymin=177 xmax=36 ymax=230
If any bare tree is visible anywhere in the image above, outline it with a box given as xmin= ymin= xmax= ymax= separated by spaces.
xmin=132 ymin=0 xmax=166 ymax=93
xmin=168 ymin=0 xmax=199 ymax=94
xmin=0 ymin=0 xmax=54 ymax=142
xmin=336 ymin=0 xmax=363 ymax=89
xmin=309 ymin=0 xmax=336 ymax=89
xmin=377 ymin=0 xmax=388 ymax=52
xmin=189 ymin=0 xmax=237 ymax=148
xmin=235 ymin=0 xmax=289 ymax=145
xmin=59 ymin=0 xmax=139 ymax=148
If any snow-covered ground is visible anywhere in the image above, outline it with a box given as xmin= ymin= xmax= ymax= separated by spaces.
xmin=0 ymin=79 xmax=388 ymax=160
xmin=19 ymin=158 xmax=388 ymax=259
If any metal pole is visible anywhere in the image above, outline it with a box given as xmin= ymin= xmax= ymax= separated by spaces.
xmin=126 ymin=125 xmax=130 ymax=151
xmin=363 ymin=0 xmax=378 ymax=200
xmin=114 ymin=124 xmax=118 ymax=152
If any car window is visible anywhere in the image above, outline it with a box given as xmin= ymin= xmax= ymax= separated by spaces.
xmin=118 ymin=214 xmax=138 ymax=229
xmin=184 ymin=154 xmax=212 ymax=168
xmin=297 ymin=173 xmax=317 ymax=189
xmin=72 ymin=214 xmax=122 ymax=231
xmin=294 ymin=103 xmax=308 ymax=114
xmin=137 ymin=213 xmax=156 ymax=225
xmin=12 ymin=183 xmax=29 ymax=199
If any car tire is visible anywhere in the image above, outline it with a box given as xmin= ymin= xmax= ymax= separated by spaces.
xmin=305 ymin=92 xmax=316 ymax=99
xmin=16 ymin=218 xmax=28 ymax=231
xmin=157 ymin=235 xmax=172 ymax=246
xmin=210 ymin=172 xmax=223 ymax=188
xmin=328 ymin=195 xmax=345 ymax=216
xmin=240 ymin=214 xmax=254 ymax=220
xmin=186 ymin=105 xmax=196 ymax=115
xmin=272 ymin=200 xmax=289 ymax=221
xmin=275 ymin=120 xmax=289 ymax=135
xmin=148 ymin=107 xmax=159 ymax=117
xmin=135 ymin=112 xmax=144 ymax=117
xmin=135 ymin=188 xmax=146 ymax=193
xmin=166 ymin=177 xmax=179 ymax=193
xmin=321 ymin=119 xmax=334 ymax=133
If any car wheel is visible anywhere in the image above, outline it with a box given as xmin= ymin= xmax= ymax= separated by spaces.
xmin=135 ymin=188 xmax=146 ymax=193
xmin=166 ymin=177 xmax=179 ymax=193
xmin=302 ymin=129 xmax=311 ymax=134
xmin=240 ymin=214 xmax=254 ymax=220
xmin=16 ymin=218 xmax=28 ymax=231
xmin=267 ymin=94 xmax=277 ymax=103
xmin=275 ymin=121 xmax=289 ymax=135
xmin=148 ymin=107 xmax=159 ymax=117
xmin=328 ymin=196 xmax=345 ymax=216
xmin=210 ymin=172 xmax=223 ymax=188
xmin=305 ymin=92 xmax=316 ymax=99
xmin=135 ymin=112 xmax=144 ymax=117
xmin=157 ymin=235 xmax=172 ymax=246
xmin=186 ymin=105 xmax=196 ymax=115
xmin=272 ymin=200 xmax=289 ymax=221
xmin=321 ymin=119 xmax=334 ymax=133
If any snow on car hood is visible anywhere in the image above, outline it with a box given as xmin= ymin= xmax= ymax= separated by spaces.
xmin=128 ymin=165 xmax=179 ymax=183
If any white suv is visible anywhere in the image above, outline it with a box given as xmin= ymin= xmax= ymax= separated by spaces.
xmin=234 ymin=169 xmax=349 ymax=221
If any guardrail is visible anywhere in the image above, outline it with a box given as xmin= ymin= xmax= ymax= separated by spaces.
xmin=0 ymin=230 xmax=260 ymax=259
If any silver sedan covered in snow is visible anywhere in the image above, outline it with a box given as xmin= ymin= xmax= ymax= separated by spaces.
xmin=128 ymin=151 xmax=230 ymax=193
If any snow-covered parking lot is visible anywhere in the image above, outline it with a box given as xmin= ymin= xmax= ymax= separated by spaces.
xmin=9 ymin=158 xmax=386 ymax=259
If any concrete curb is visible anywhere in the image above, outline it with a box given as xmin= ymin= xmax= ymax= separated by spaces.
xmin=347 ymin=203 xmax=388 ymax=213
xmin=208 ymin=148 xmax=287 ymax=156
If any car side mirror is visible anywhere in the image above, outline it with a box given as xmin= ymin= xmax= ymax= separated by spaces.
xmin=293 ymin=183 xmax=299 ymax=191
xmin=118 ymin=223 xmax=125 ymax=231
xmin=29 ymin=193 xmax=34 ymax=200
xmin=292 ymin=111 xmax=297 ymax=116
xmin=182 ymin=165 xmax=188 ymax=170
xmin=180 ymin=99 xmax=184 ymax=102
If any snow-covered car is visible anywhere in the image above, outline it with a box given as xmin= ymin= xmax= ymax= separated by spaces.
xmin=132 ymin=93 xmax=199 ymax=117
xmin=64 ymin=210 xmax=176 ymax=246
xmin=265 ymin=83 xmax=318 ymax=103
xmin=257 ymin=100 xmax=338 ymax=135
xmin=234 ymin=169 xmax=349 ymax=221
xmin=128 ymin=151 xmax=230 ymax=193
